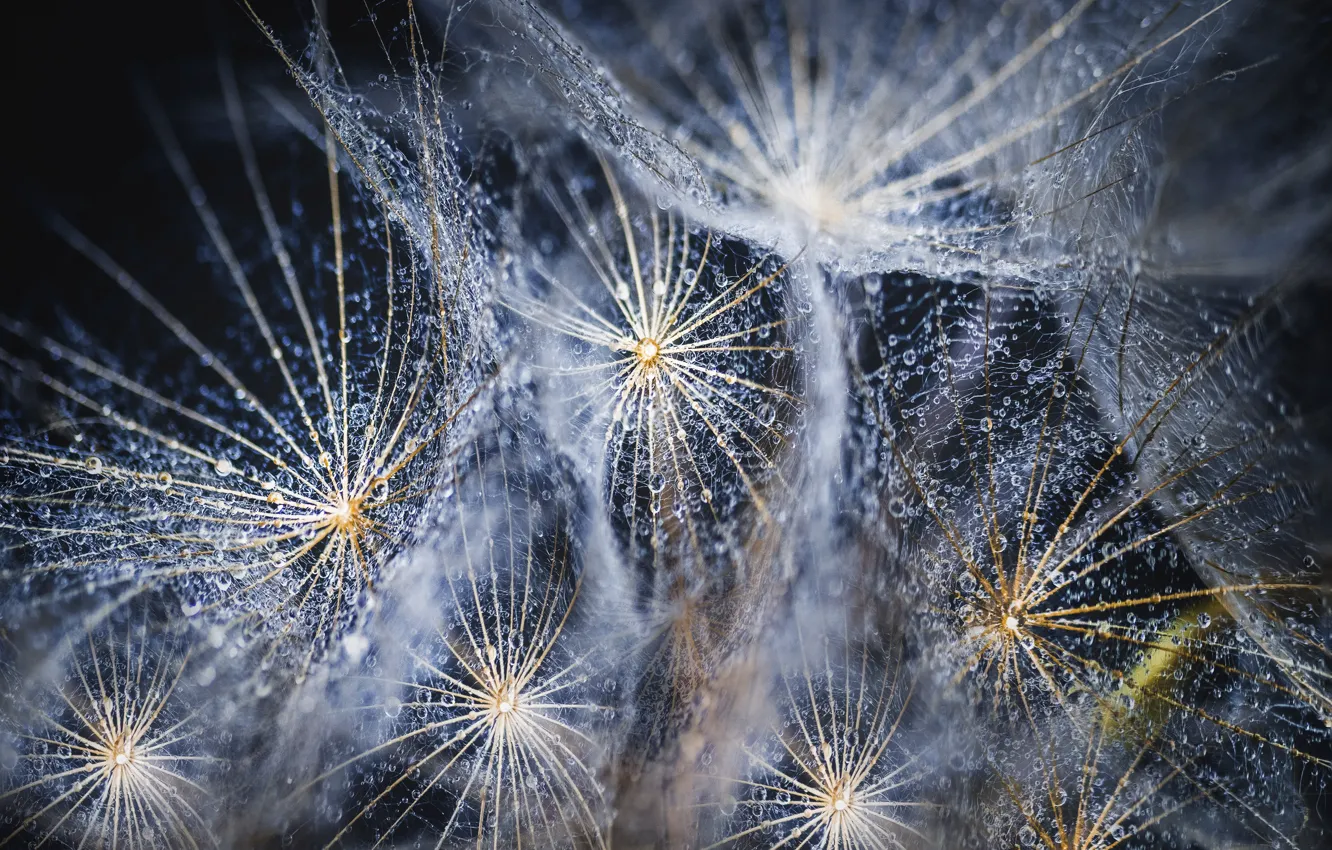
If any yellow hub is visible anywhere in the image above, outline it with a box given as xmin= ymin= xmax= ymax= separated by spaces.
xmin=635 ymin=337 xmax=661 ymax=366
xmin=819 ymin=778 xmax=855 ymax=819
xmin=327 ymin=496 xmax=365 ymax=534
xmin=106 ymin=735 xmax=136 ymax=773
xmin=490 ymin=683 xmax=520 ymax=721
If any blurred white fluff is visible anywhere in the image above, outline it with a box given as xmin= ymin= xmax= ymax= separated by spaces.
xmin=491 ymin=0 xmax=1259 ymax=279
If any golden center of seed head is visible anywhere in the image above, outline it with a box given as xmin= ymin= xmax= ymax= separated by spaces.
xmin=1002 ymin=601 xmax=1026 ymax=634
xmin=108 ymin=737 xmax=134 ymax=770
xmin=635 ymin=337 xmax=661 ymax=366
xmin=490 ymin=683 xmax=519 ymax=720
xmin=821 ymin=779 xmax=854 ymax=817
xmin=327 ymin=495 xmax=365 ymax=534
xmin=332 ymin=499 xmax=353 ymax=527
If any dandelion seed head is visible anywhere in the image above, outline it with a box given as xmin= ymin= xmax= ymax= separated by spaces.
xmin=507 ymin=0 xmax=1248 ymax=273
xmin=0 ymin=615 xmax=224 ymax=848
xmin=854 ymin=275 xmax=1328 ymax=840
xmin=506 ymin=154 xmax=806 ymax=570
xmin=0 ymin=50 xmax=491 ymax=677
xmin=299 ymin=421 xmax=616 ymax=848
xmin=710 ymin=622 xmax=932 ymax=848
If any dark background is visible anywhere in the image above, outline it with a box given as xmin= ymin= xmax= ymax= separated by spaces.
xmin=5 ymin=0 xmax=407 ymax=313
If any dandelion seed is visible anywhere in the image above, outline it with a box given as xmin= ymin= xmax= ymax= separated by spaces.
xmin=854 ymin=276 xmax=1329 ymax=838
xmin=708 ymin=621 xmax=935 ymax=848
xmin=504 ymin=155 xmax=804 ymax=567
xmin=299 ymin=423 xmax=614 ymax=848
xmin=0 ymin=617 xmax=222 ymax=848
xmin=0 ymin=47 xmax=486 ymax=679
xmin=508 ymin=0 xmax=1245 ymax=271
